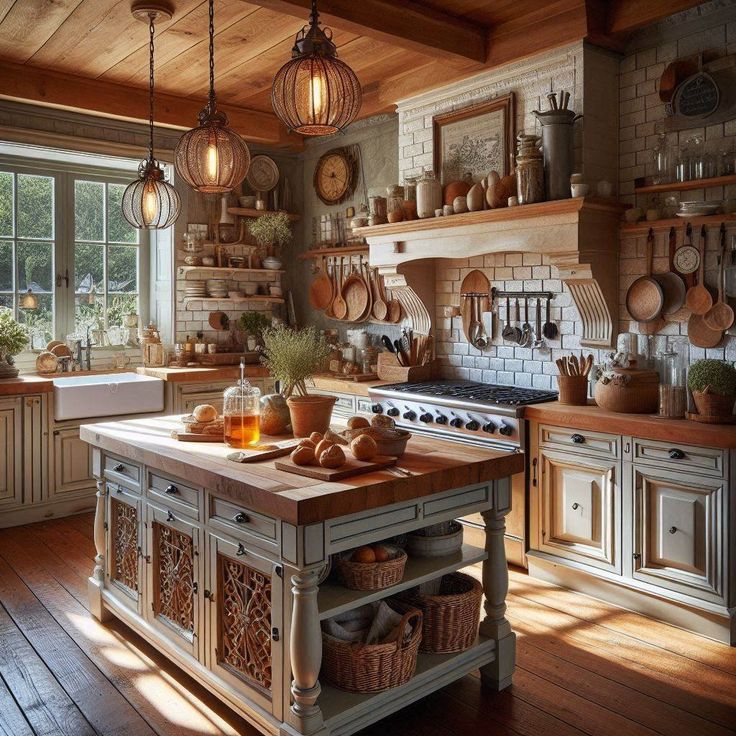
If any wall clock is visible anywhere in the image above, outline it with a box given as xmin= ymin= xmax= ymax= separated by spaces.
xmin=314 ymin=148 xmax=357 ymax=205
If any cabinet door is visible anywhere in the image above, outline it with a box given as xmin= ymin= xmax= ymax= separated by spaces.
xmin=539 ymin=449 xmax=620 ymax=573
xmin=146 ymin=501 xmax=203 ymax=659
xmin=106 ymin=483 xmax=143 ymax=614
xmin=181 ymin=392 xmax=226 ymax=415
xmin=51 ymin=427 xmax=95 ymax=498
xmin=633 ymin=466 xmax=725 ymax=603
xmin=0 ymin=398 xmax=22 ymax=508
xmin=207 ymin=531 xmax=283 ymax=718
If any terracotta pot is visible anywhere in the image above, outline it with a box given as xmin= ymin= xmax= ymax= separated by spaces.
xmin=287 ymin=395 xmax=337 ymax=438
xmin=692 ymin=388 xmax=735 ymax=418
xmin=594 ymin=368 xmax=659 ymax=414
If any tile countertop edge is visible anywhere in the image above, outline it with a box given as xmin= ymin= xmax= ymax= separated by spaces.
xmin=0 ymin=375 xmax=54 ymax=395
xmin=79 ymin=416 xmax=524 ymax=525
xmin=523 ymin=401 xmax=736 ymax=450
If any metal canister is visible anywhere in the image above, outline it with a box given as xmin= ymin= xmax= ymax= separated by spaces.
xmin=532 ymin=108 xmax=582 ymax=200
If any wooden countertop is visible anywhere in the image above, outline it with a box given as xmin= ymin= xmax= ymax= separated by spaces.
xmin=137 ymin=365 xmax=270 ymax=382
xmin=80 ymin=415 xmax=523 ymax=525
xmin=524 ymin=401 xmax=736 ymax=450
xmin=310 ymin=376 xmax=392 ymax=397
xmin=0 ymin=375 xmax=54 ymax=396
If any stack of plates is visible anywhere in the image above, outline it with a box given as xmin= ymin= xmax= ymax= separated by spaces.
xmin=207 ymin=279 xmax=228 ymax=298
xmin=184 ymin=282 xmax=206 ymax=298
xmin=676 ymin=200 xmax=721 ymax=217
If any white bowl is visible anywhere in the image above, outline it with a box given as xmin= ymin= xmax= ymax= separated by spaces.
xmin=262 ymin=256 xmax=282 ymax=270
xmin=243 ymin=283 xmax=258 ymax=296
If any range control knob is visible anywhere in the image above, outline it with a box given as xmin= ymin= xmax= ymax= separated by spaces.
xmin=466 ymin=420 xmax=480 ymax=431
xmin=419 ymin=412 xmax=433 ymax=423
xmin=371 ymin=403 xmax=383 ymax=414
xmin=482 ymin=422 xmax=497 ymax=433
xmin=403 ymin=410 xmax=417 ymax=421
xmin=387 ymin=407 xmax=400 ymax=417
xmin=499 ymin=424 xmax=514 ymax=437
xmin=435 ymin=414 xmax=448 ymax=425
xmin=450 ymin=417 xmax=464 ymax=428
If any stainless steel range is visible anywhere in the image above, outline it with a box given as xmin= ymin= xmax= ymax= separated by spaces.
xmin=368 ymin=380 xmax=558 ymax=566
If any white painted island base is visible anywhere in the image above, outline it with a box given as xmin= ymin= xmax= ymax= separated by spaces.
xmin=84 ymin=438 xmax=517 ymax=736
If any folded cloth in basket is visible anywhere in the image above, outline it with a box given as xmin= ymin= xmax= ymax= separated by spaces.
xmin=323 ymin=601 xmax=412 ymax=644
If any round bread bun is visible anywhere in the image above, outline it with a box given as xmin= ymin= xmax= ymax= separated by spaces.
xmin=298 ymin=438 xmax=316 ymax=449
xmin=291 ymin=445 xmax=315 ymax=466
xmin=319 ymin=444 xmax=345 ymax=469
xmin=193 ymin=404 xmax=218 ymax=423
xmin=371 ymin=414 xmax=395 ymax=429
xmin=309 ymin=431 xmax=324 ymax=444
xmin=347 ymin=416 xmax=370 ymax=430
xmin=314 ymin=439 xmax=334 ymax=458
xmin=350 ymin=434 xmax=377 ymax=461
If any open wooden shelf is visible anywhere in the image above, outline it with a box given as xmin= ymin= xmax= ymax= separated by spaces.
xmin=227 ymin=207 xmax=300 ymax=221
xmin=182 ymin=295 xmax=284 ymax=306
xmin=621 ymin=213 xmax=736 ymax=234
xmin=299 ymin=244 xmax=369 ymax=260
xmin=318 ymin=544 xmax=487 ymax=620
xmin=177 ymin=265 xmax=284 ymax=277
xmin=634 ymin=173 xmax=736 ymax=194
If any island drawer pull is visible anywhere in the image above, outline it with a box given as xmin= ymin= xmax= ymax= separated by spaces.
xmin=236 ymin=543 xmax=246 ymax=556
xmin=165 ymin=484 xmax=179 ymax=495
xmin=113 ymin=463 xmax=125 ymax=473
xmin=668 ymin=448 xmax=685 ymax=460
xmin=570 ymin=434 xmax=585 ymax=444
xmin=166 ymin=510 xmax=175 ymax=522
xmin=233 ymin=512 xmax=249 ymax=524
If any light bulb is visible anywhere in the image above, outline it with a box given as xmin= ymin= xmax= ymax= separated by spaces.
xmin=309 ymin=73 xmax=323 ymax=122
xmin=206 ymin=132 xmax=218 ymax=183
xmin=142 ymin=180 xmax=159 ymax=225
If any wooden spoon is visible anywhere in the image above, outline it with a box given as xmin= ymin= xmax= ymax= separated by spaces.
xmin=688 ymin=312 xmax=723 ymax=348
xmin=371 ymin=267 xmax=388 ymax=321
xmin=704 ymin=223 xmax=734 ymax=332
xmin=309 ymin=256 xmax=333 ymax=311
xmin=332 ymin=256 xmax=347 ymax=320
xmin=685 ymin=224 xmax=713 ymax=315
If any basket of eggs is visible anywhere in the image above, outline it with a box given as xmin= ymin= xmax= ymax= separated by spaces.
xmin=337 ymin=543 xmax=407 ymax=591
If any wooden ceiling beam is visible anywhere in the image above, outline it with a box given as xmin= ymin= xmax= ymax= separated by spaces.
xmin=0 ymin=61 xmax=300 ymax=148
xmin=243 ymin=0 xmax=487 ymax=64
xmin=604 ymin=0 xmax=705 ymax=35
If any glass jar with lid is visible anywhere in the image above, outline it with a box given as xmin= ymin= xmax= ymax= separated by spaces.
xmin=658 ymin=347 xmax=687 ymax=418
xmin=223 ymin=361 xmax=261 ymax=448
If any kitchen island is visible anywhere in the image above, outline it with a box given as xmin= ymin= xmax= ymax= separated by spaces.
xmin=81 ymin=415 xmax=524 ymax=736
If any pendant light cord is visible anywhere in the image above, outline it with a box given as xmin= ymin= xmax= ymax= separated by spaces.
xmin=148 ymin=13 xmax=155 ymax=162
xmin=208 ymin=0 xmax=216 ymax=109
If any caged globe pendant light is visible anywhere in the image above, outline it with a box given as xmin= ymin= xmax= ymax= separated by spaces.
xmin=271 ymin=0 xmax=362 ymax=136
xmin=122 ymin=2 xmax=180 ymax=230
xmin=174 ymin=0 xmax=250 ymax=193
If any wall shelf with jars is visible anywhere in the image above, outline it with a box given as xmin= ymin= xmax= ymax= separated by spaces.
xmin=634 ymin=173 xmax=736 ymax=195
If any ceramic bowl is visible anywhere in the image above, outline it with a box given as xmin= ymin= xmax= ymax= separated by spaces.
xmin=243 ymin=282 xmax=258 ymax=296
xmin=262 ymin=256 xmax=282 ymax=270
xmin=238 ymin=196 xmax=256 ymax=208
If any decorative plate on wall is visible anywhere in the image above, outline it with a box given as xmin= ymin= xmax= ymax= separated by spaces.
xmin=313 ymin=148 xmax=357 ymax=205
xmin=246 ymin=155 xmax=279 ymax=193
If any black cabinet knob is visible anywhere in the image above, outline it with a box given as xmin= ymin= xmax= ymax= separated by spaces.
xmin=435 ymin=414 xmax=448 ymax=425
xmin=419 ymin=413 xmax=433 ymax=423
xmin=402 ymin=410 xmax=417 ymax=421
xmin=113 ymin=463 xmax=125 ymax=473
xmin=572 ymin=502 xmax=580 ymax=510
xmin=450 ymin=417 xmax=464 ymax=428
xmin=482 ymin=422 xmax=496 ymax=433
xmin=668 ymin=448 xmax=685 ymax=460
xmin=669 ymin=526 xmax=678 ymax=534
xmin=466 ymin=420 xmax=480 ymax=431
xmin=233 ymin=512 xmax=248 ymax=524
xmin=387 ymin=407 xmax=400 ymax=417
xmin=499 ymin=424 xmax=513 ymax=436
xmin=371 ymin=403 xmax=383 ymax=414
xmin=164 ymin=485 xmax=178 ymax=495
xmin=571 ymin=433 xmax=585 ymax=444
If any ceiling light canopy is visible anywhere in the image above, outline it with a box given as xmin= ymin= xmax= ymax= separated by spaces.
xmin=174 ymin=0 xmax=250 ymax=194
xmin=122 ymin=2 xmax=181 ymax=230
xmin=271 ymin=0 xmax=362 ymax=137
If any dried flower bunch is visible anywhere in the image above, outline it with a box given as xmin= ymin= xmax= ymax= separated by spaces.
xmin=0 ymin=308 xmax=29 ymax=359
xmin=247 ymin=212 xmax=293 ymax=249
xmin=260 ymin=325 xmax=330 ymax=397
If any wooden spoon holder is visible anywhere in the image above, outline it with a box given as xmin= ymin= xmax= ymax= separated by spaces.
xmin=377 ymin=352 xmax=436 ymax=382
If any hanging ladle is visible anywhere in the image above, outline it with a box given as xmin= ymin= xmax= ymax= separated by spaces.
xmin=542 ymin=296 xmax=558 ymax=339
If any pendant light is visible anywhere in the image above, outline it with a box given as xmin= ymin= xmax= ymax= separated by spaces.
xmin=122 ymin=3 xmax=181 ymax=230
xmin=19 ymin=288 xmax=38 ymax=310
xmin=174 ymin=0 xmax=250 ymax=193
xmin=271 ymin=0 xmax=361 ymax=136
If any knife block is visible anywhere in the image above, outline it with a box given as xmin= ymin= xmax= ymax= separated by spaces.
xmin=377 ymin=352 xmax=436 ymax=382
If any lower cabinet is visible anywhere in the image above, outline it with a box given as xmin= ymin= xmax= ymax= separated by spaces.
xmin=52 ymin=426 xmax=94 ymax=498
xmin=0 ymin=398 xmax=23 ymax=509
xmin=632 ymin=465 xmax=725 ymax=604
xmin=106 ymin=482 xmax=143 ymax=615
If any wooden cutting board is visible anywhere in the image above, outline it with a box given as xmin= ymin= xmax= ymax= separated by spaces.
xmin=274 ymin=454 xmax=397 ymax=481
xmin=227 ymin=439 xmax=302 ymax=462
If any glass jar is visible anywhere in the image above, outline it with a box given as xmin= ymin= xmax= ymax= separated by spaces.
xmin=416 ymin=170 xmax=442 ymax=218
xmin=651 ymin=132 xmax=671 ymax=185
xmin=403 ymin=177 xmax=417 ymax=202
xmin=386 ymin=184 xmax=404 ymax=215
xmin=658 ymin=349 xmax=687 ymax=418
xmin=516 ymin=155 xmax=545 ymax=204
xmin=223 ymin=377 xmax=261 ymax=448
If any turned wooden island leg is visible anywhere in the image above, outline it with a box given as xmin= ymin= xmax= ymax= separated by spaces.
xmin=88 ymin=477 xmax=111 ymax=622
xmin=479 ymin=479 xmax=516 ymax=691
xmin=282 ymin=567 xmax=328 ymax=736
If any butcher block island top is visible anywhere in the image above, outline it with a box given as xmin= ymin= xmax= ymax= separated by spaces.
xmin=80 ymin=414 xmax=523 ymax=525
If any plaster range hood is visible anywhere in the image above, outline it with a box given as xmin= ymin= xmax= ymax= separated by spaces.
xmin=355 ymin=198 xmax=623 ymax=348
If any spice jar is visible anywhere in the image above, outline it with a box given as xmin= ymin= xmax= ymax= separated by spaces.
xmin=658 ymin=349 xmax=686 ymax=418
xmin=403 ymin=176 xmax=417 ymax=202
xmin=516 ymin=156 xmax=545 ymax=204
xmin=223 ymin=361 xmax=262 ymax=448
xmin=416 ymin=170 xmax=442 ymax=218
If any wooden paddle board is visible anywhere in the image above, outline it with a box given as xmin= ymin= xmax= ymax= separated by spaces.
xmin=274 ymin=454 xmax=397 ymax=481
xmin=227 ymin=439 xmax=302 ymax=462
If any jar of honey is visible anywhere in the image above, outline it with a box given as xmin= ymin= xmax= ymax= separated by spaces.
xmin=223 ymin=363 xmax=261 ymax=448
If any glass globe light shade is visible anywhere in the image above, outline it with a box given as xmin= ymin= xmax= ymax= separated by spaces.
xmin=122 ymin=159 xmax=181 ymax=230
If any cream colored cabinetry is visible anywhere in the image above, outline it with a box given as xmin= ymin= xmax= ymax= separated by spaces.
xmin=0 ymin=398 xmax=23 ymax=509
xmin=529 ymin=421 xmax=734 ymax=644
xmin=172 ymin=378 xmax=277 ymax=415
xmin=52 ymin=426 xmax=94 ymax=497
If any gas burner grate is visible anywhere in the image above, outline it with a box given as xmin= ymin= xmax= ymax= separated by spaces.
xmin=378 ymin=381 xmax=558 ymax=406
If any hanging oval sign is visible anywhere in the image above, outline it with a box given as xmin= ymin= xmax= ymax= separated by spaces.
xmin=672 ymin=72 xmax=720 ymax=119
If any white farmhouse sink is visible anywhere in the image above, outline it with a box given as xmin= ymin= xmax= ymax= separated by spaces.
xmin=53 ymin=373 xmax=164 ymax=421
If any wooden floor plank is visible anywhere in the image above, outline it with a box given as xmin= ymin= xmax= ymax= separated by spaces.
xmin=0 ymin=672 xmax=35 ymax=736
xmin=0 ymin=602 xmax=97 ymax=736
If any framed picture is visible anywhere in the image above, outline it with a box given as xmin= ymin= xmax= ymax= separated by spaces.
xmin=432 ymin=93 xmax=515 ymax=185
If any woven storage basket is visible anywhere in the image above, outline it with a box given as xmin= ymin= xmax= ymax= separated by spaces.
xmin=406 ymin=520 xmax=463 ymax=558
xmin=337 ymin=546 xmax=407 ymax=591
xmin=321 ymin=606 xmax=423 ymax=693
xmin=396 ymin=572 xmax=482 ymax=653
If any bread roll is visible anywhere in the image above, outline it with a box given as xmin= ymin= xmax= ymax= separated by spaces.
xmin=319 ymin=444 xmax=345 ymax=469
xmin=350 ymin=434 xmax=377 ymax=461
xmin=291 ymin=445 xmax=315 ymax=466
xmin=193 ymin=404 xmax=218 ymax=423
xmin=347 ymin=416 xmax=370 ymax=430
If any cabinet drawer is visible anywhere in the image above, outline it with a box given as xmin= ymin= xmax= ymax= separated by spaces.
xmin=632 ymin=438 xmax=725 ymax=478
xmin=103 ymin=454 xmax=141 ymax=491
xmin=148 ymin=472 xmax=201 ymax=519
xmin=208 ymin=496 xmax=278 ymax=546
xmin=356 ymin=398 xmax=374 ymax=415
xmin=539 ymin=424 xmax=619 ymax=458
xmin=312 ymin=389 xmax=355 ymax=415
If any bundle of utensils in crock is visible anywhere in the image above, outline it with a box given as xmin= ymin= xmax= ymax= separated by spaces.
xmin=377 ymin=328 xmax=434 ymax=382
xmin=556 ymin=353 xmax=593 ymax=405
xmin=594 ymin=352 xmax=659 ymax=415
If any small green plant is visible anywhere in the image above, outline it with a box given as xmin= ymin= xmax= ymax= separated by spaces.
xmin=260 ymin=325 xmax=330 ymax=397
xmin=687 ymin=359 xmax=736 ymax=396
xmin=0 ymin=308 xmax=29 ymax=359
xmin=238 ymin=311 xmax=270 ymax=336
xmin=247 ymin=213 xmax=292 ymax=251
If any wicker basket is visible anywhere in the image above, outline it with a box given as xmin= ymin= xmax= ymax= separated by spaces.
xmin=336 ymin=546 xmax=407 ymax=590
xmin=321 ymin=606 xmax=423 ymax=693
xmin=396 ymin=572 xmax=482 ymax=653
xmin=406 ymin=520 xmax=463 ymax=558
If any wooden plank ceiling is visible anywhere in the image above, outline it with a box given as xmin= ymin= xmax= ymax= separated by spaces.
xmin=0 ymin=0 xmax=705 ymax=147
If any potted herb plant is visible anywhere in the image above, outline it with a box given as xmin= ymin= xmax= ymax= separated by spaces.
xmin=247 ymin=212 xmax=292 ymax=268
xmin=687 ymin=359 xmax=736 ymax=420
xmin=0 ymin=308 xmax=29 ymax=379
xmin=238 ymin=311 xmax=270 ymax=351
xmin=260 ymin=325 xmax=334 ymax=437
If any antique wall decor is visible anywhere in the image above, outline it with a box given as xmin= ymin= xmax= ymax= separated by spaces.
xmin=432 ymin=93 xmax=515 ymax=184
xmin=313 ymin=147 xmax=358 ymax=205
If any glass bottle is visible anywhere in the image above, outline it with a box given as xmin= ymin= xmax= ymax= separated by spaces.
xmin=223 ymin=360 xmax=261 ymax=448
xmin=651 ymin=132 xmax=671 ymax=185
xmin=658 ymin=348 xmax=687 ymax=418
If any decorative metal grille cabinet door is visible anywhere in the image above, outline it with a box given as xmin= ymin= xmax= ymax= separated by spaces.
xmin=111 ymin=497 xmax=139 ymax=593
xmin=153 ymin=520 xmax=196 ymax=635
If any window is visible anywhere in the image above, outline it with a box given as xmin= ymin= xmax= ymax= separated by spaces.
xmin=0 ymin=147 xmax=150 ymax=350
